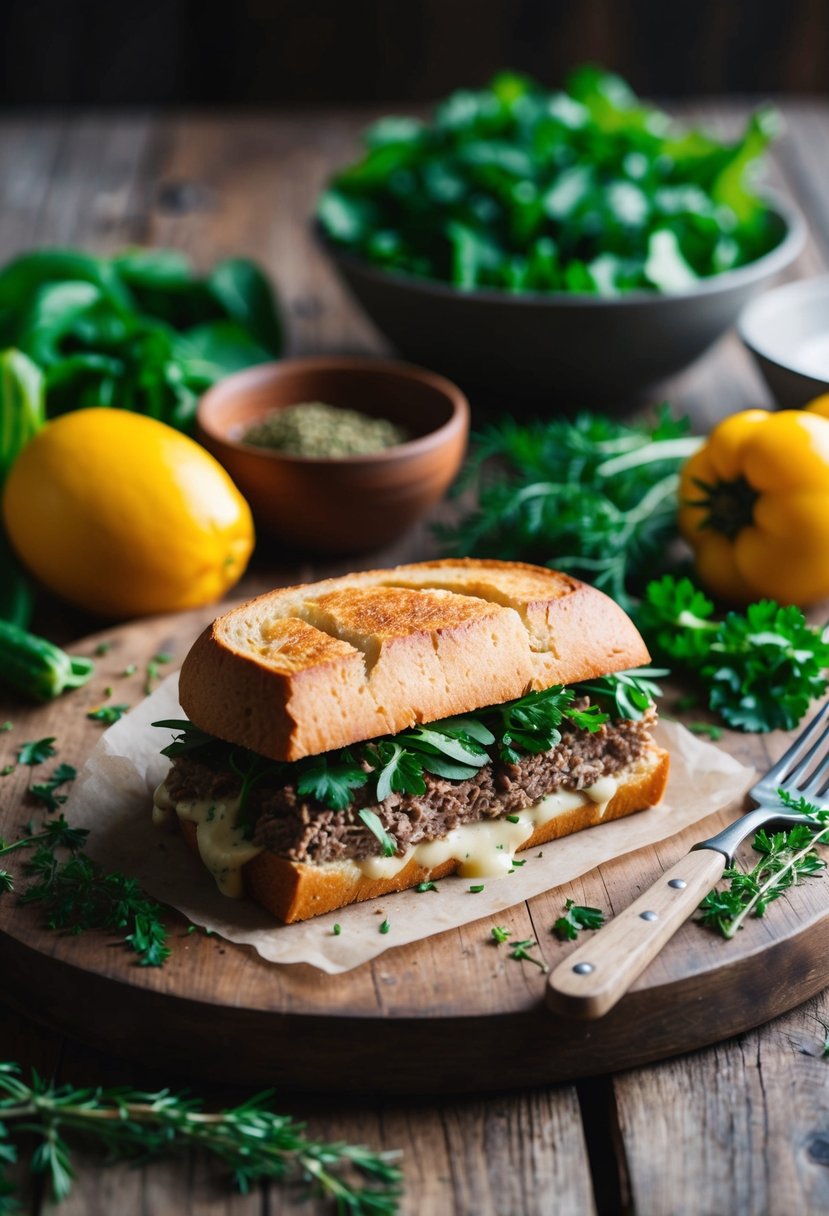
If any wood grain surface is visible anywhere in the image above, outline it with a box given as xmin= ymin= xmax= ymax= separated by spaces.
xmin=1 ymin=102 xmax=829 ymax=1214
xmin=2 ymin=609 xmax=828 ymax=1095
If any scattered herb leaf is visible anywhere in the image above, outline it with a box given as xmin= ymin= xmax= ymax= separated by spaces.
xmin=333 ymin=923 xmax=342 ymax=936
xmin=17 ymin=738 xmax=56 ymax=766
xmin=553 ymin=898 xmax=606 ymax=941
xmin=145 ymin=652 xmax=173 ymax=694
xmin=415 ymin=881 xmax=438 ymax=893
xmin=508 ymin=939 xmax=548 ymax=972
xmin=87 ymin=704 xmax=129 ymax=725
xmin=379 ymin=918 xmax=391 ymax=935
xmin=28 ymin=763 xmax=77 ymax=813
xmin=688 ymin=722 xmax=724 ymax=741
xmin=469 ymin=884 xmax=484 ymax=894
xmin=490 ymin=925 xmax=510 ymax=943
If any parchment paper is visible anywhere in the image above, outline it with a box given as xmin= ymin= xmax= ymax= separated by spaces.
xmin=64 ymin=673 xmax=753 ymax=974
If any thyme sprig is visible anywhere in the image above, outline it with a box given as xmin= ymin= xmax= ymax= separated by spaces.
xmin=0 ymin=1063 xmax=402 ymax=1214
xmin=698 ymin=791 xmax=829 ymax=939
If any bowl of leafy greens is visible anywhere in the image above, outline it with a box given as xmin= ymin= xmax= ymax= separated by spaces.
xmin=316 ymin=67 xmax=804 ymax=406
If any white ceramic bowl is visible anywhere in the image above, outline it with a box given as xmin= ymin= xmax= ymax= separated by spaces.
xmin=738 ymin=275 xmax=829 ymax=407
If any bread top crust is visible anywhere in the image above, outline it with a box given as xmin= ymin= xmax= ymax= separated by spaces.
xmin=178 ymin=559 xmax=650 ymax=761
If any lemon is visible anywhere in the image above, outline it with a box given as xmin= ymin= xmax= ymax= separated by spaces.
xmin=3 ymin=409 xmax=254 ymax=618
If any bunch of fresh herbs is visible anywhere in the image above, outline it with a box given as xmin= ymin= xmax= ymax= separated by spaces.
xmin=319 ymin=66 xmax=780 ymax=296
xmin=439 ymin=407 xmax=699 ymax=608
xmin=0 ymin=1063 xmax=402 ymax=1214
xmin=639 ymin=576 xmax=829 ymax=732
xmin=698 ymin=791 xmax=829 ymax=939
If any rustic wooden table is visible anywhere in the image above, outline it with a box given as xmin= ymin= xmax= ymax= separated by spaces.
xmin=2 ymin=102 xmax=829 ymax=1215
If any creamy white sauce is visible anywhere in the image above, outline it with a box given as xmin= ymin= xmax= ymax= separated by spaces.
xmin=357 ymin=777 xmax=617 ymax=880
xmin=153 ymin=781 xmax=261 ymax=897
xmin=153 ymin=773 xmax=618 ymax=895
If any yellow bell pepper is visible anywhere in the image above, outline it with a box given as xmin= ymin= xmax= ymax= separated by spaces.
xmin=678 ymin=408 xmax=829 ymax=605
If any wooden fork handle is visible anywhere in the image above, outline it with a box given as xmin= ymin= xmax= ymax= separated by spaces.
xmin=546 ymin=848 xmax=726 ymax=1019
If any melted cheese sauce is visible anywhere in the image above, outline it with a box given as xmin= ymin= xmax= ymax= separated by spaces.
xmin=153 ymin=781 xmax=261 ymax=897
xmin=153 ymin=773 xmax=618 ymax=895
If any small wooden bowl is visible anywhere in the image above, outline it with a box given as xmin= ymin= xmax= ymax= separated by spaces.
xmin=196 ymin=356 xmax=470 ymax=553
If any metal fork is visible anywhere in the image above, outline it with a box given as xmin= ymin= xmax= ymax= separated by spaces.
xmin=547 ymin=702 xmax=829 ymax=1019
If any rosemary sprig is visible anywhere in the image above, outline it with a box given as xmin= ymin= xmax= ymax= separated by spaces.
xmin=0 ymin=1063 xmax=403 ymax=1214
xmin=698 ymin=792 xmax=829 ymax=939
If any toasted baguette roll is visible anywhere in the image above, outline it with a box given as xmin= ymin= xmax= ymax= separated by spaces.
xmin=177 ymin=744 xmax=669 ymax=923
xmin=179 ymin=559 xmax=649 ymax=762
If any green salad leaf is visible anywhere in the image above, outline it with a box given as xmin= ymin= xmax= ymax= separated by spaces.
xmin=318 ymin=66 xmax=781 ymax=296
xmin=0 ymin=248 xmax=282 ymax=433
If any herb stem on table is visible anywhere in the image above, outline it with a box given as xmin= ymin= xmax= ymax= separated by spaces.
xmin=0 ymin=1064 xmax=402 ymax=1215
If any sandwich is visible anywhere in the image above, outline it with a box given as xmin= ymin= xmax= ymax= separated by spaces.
xmin=152 ymin=559 xmax=669 ymax=922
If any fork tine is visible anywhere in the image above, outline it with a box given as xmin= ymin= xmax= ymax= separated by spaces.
xmin=760 ymin=702 xmax=829 ymax=788
xmin=798 ymin=746 xmax=829 ymax=799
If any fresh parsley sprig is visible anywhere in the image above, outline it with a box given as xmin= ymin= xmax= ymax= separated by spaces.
xmin=639 ymin=576 xmax=829 ymax=732
xmin=553 ymin=899 xmax=606 ymax=941
xmin=0 ymin=1063 xmax=402 ymax=1214
xmin=698 ymin=791 xmax=829 ymax=939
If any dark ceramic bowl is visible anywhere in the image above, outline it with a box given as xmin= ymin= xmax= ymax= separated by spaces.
xmin=318 ymin=197 xmax=805 ymax=408
xmin=196 ymin=357 xmax=469 ymax=553
xmin=738 ymin=275 xmax=829 ymax=408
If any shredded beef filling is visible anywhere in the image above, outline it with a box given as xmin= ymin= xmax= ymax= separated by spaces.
xmin=164 ymin=704 xmax=656 ymax=864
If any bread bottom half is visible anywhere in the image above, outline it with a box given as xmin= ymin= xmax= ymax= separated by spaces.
xmin=177 ymin=743 xmax=670 ymax=924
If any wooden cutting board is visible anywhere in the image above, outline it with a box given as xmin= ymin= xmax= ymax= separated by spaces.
xmin=2 ymin=609 xmax=827 ymax=1095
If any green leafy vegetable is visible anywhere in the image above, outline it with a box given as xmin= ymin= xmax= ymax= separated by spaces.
xmin=296 ymin=751 xmax=368 ymax=811
xmin=698 ymin=792 xmax=829 ymax=938
xmin=0 ymin=248 xmax=282 ymax=433
xmin=439 ymin=408 xmax=699 ymax=608
xmin=357 ymin=809 xmax=396 ymax=857
xmin=469 ymin=884 xmax=484 ymax=894
xmin=319 ymin=67 xmax=780 ymax=296
xmin=155 ymin=673 xmax=655 ymax=818
xmin=490 ymin=925 xmax=510 ymax=943
xmin=575 ymin=668 xmax=666 ymax=722
xmin=553 ymin=898 xmax=606 ymax=941
xmin=0 ymin=1063 xmax=402 ymax=1213
xmin=415 ymin=881 xmax=438 ymax=893
xmin=379 ymin=918 xmax=391 ymax=935
xmin=639 ymin=576 xmax=829 ymax=731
